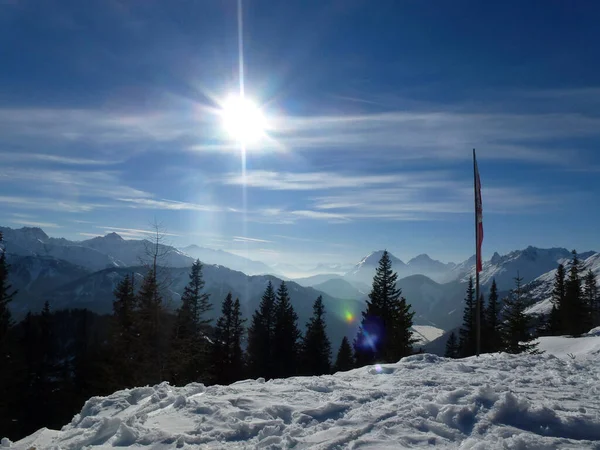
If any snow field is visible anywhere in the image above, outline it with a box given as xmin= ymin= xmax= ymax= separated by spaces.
xmin=5 ymin=342 xmax=600 ymax=450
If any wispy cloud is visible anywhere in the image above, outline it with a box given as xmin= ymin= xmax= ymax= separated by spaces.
xmin=0 ymin=152 xmax=122 ymax=166
xmin=221 ymin=170 xmax=447 ymax=191
xmin=8 ymin=219 xmax=61 ymax=228
xmin=0 ymin=167 xmax=149 ymax=199
xmin=94 ymin=226 xmax=181 ymax=237
xmin=115 ymin=198 xmax=223 ymax=212
xmin=232 ymin=236 xmax=273 ymax=243
xmin=0 ymin=195 xmax=104 ymax=212
xmin=237 ymin=170 xmax=571 ymax=223
xmin=1 ymin=95 xmax=598 ymax=166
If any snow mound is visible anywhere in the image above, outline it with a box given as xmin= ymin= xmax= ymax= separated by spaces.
xmin=536 ymin=330 xmax=600 ymax=358
xmin=8 ymin=351 xmax=600 ymax=449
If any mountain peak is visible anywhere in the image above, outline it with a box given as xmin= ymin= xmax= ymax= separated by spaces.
xmin=361 ymin=250 xmax=405 ymax=267
xmin=19 ymin=226 xmax=49 ymax=241
xmin=104 ymin=232 xmax=124 ymax=241
xmin=408 ymin=254 xmax=434 ymax=264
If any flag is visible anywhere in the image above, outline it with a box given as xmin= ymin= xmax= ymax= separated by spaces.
xmin=474 ymin=150 xmax=483 ymax=273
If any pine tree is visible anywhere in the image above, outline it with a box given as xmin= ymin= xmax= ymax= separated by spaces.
xmin=170 ymin=260 xmax=212 ymax=385
xmin=444 ymin=331 xmax=459 ymax=358
xmin=583 ymin=270 xmax=599 ymax=328
xmin=550 ymin=263 xmax=567 ymax=334
xmin=230 ymin=298 xmax=246 ymax=379
xmin=272 ymin=281 xmax=302 ymax=378
xmin=300 ymin=296 xmax=331 ymax=376
xmin=483 ymin=279 xmax=501 ymax=353
xmin=0 ymin=231 xmax=16 ymax=348
xmin=565 ymin=250 xmax=585 ymax=336
xmin=500 ymin=274 xmax=538 ymax=354
xmin=334 ymin=336 xmax=354 ymax=372
xmin=111 ymin=273 xmax=139 ymax=387
xmin=211 ymin=293 xmax=246 ymax=385
xmin=136 ymin=267 xmax=166 ymax=384
xmin=247 ymin=281 xmax=276 ymax=379
xmin=459 ymin=277 xmax=476 ymax=357
xmin=354 ymin=251 xmax=416 ymax=366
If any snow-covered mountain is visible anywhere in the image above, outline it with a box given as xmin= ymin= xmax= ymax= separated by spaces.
xmin=180 ymin=245 xmax=274 ymax=276
xmin=9 ymin=340 xmax=600 ymax=449
xmin=81 ymin=233 xmax=194 ymax=268
xmin=458 ymin=247 xmax=596 ymax=291
xmin=344 ymin=250 xmax=407 ymax=284
xmin=345 ymin=250 xmax=457 ymax=284
xmin=0 ymin=226 xmax=125 ymax=271
xmin=6 ymin=254 xmax=91 ymax=317
xmin=525 ymin=252 xmax=600 ymax=316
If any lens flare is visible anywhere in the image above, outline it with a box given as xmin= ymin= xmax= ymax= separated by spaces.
xmin=344 ymin=311 xmax=354 ymax=323
xmin=375 ymin=364 xmax=382 ymax=373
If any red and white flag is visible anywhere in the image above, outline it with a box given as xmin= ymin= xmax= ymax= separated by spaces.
xmin=474 ymin=150 xmax=483 ymax=273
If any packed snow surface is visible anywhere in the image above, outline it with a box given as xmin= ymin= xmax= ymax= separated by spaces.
xmin=6 ymin=333 xmax=600 ymax=449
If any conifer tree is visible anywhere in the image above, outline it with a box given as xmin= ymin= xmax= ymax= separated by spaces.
xmin=0 ymin=231 xmax=17 ymax=438
xmin=300 ymin=296 xmax=331 ymax=376
xmin=500 ymin=274 xmax=538 ymax=354
xmin=444 ymin=331 xmax=459 ymax=358
xmin=247 ymin=281 xmax=276 ymax=379
xmin=483 ymin=279 xmax=501 ymax=353
xmin=0 ymin=231 xmax=16 ymax=348
xmin=565 ymin=250 xmax=585 ymax=335
xmin=272 ymin=281 xmax=302 ymax=378
xmin=111 ymin=273 xmax=138 ymax=387
xmin=230 ymin=298 xmax=246 ymax=378
xmin=459 ymin=277 xmax=476 ymax=357
xmin=136 ymin=267 xmax=166 ymax=384
xmin=354 ymin=251 xmax=416 ymax=366
xmin=583 ymin=270 xmax=599 ymax=328
xmin=334 ymin=336 xmax=354 ymax=372
xmin=550 ymin=263 xmax=567 ymax=334
xmin=170 ymin=260 xmax=212 ymax=385
xmin=211 ymin=293 xmax=246 ymax=385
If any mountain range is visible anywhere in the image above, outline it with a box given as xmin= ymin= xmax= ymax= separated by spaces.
xmin=2 ymin=226 xmax=597 ymax=337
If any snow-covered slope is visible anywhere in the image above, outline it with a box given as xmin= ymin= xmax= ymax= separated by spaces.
xmin=0 ymin=226 xmax=124 ymax=271
xmin=535 ymin=327 xmax=600 ymax=357
xmin=412 ymin=325 xmax=445 ymax=345
xmin=180 ymin=245 xmax=274 ymax=276
xmin=5 ymin=255 xmax=91 ymax=317
xmin=81 ymin=233 xmax=194 ymax=268
xmin=7 ymin=350 xmax=600 ymax=449
xmin=345 ymin=250 xmax=407 ymax=285
xmin=460 ymin=247 xmax=597 ymax=291
xmin=525 ymin=252 xmax=600 ymax=316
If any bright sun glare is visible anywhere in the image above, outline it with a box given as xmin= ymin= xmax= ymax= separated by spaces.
xmin=221 ymin=95 xmax=267 ymax=144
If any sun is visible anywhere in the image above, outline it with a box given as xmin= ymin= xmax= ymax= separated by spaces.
xmin=220 ymin=95 xmax=267 ymax=144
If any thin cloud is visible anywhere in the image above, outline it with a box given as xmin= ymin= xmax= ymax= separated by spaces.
xmin=0 ymin=195 xmax=104 ymax=212
xmin=94 ymin=226 xmax=181 ymax=237
xmin=8 ymin=219 xmax=61 ymax=228
xmin=221 ymin=170 xmax=447 ymax=191
xmin=116 ymin=198 xmax=221 ymax=212
xmin=232 ymin=236 xmax=273 ymax=243
xmin=1 ymin=99 xmax=598 ymax=166
xmin=0 ymin=152 xmax=122 ymax=166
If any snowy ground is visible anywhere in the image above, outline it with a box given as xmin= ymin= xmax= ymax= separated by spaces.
xmin=5 ymin=333 xmax=600 ymax=450
xmin=412 ymin=325 xmax=445 ymax=345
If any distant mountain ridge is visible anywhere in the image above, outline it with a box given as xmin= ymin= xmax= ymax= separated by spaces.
xmin=180 ymin=244 xmax=274 ymax=275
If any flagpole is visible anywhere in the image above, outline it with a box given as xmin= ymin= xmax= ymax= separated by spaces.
xmin=473 ymin=148 xmax=481 ymax=357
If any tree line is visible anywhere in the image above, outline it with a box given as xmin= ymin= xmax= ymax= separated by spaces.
xmin=446 ymin=249 xmax=599 ymax=358
xmin=0 ymin=236 xmax=417 ymax=441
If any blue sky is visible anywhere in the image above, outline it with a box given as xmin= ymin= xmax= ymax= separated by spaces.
xmin=1 ymin=0 xmax=599 ymax=266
